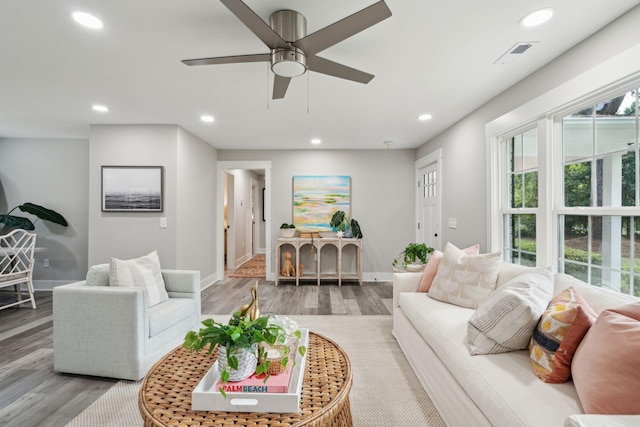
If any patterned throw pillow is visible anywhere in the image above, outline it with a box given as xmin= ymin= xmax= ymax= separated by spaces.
xmin=109 ymin=250 xmax=169 ymax=307
xmin=467 ymin=268 xmax=554 ymax=355
xmin=418 ymin=244 xmax=479 ymax=292
xmin=529 ymin=287 xmax=596 ymax=383
xmin=428 ymin=242 xmax=501 ymax=309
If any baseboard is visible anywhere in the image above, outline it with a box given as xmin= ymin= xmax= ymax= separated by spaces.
xmin=33 ymin=280 xmax=75 ymax=291
xmin=200 ymin=273 xmax=217 ymax=290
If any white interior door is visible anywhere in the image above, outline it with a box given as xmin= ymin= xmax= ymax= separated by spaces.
xmin=418 ymin=161 xmax=441 ymax=250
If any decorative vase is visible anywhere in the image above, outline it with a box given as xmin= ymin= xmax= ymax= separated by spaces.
xmin=217 ymin=344 xmax=258 ymax=381
xmin=406 ymin=263 xmax=426 ymax=272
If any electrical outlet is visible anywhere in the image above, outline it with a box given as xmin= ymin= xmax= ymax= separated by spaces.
xmin=43 ymin=259 xmax=49 ymax=268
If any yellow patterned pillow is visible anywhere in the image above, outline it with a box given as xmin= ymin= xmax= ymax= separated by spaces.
xmin=529 ymin=287 xmax=596 ymax=383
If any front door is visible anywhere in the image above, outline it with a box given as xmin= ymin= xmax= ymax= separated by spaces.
xmin=418 ymin=162 xmax=440 ymax=250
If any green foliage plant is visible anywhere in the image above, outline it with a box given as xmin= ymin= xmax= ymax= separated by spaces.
xmin=0 ymin=202 xmax=68 ymax=231
xmin=280 ymin=223 xmax=296 ymax=229
xmin=183 ymin=312 xmax=306 ymax=397
xmin=329 ymin=210 xmax=363 ymax=238
xmin=392 ymin=243 xmax=434 ymax=269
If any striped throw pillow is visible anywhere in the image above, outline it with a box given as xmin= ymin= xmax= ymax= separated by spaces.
xmin=467 ymin=268 xmax=554 ymax=355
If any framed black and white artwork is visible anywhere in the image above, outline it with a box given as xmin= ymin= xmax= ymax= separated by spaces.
xmin=101 ymin=166 xmax=164 ymax=212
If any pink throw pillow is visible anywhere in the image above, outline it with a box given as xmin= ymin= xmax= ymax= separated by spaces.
xmin=571 ymin=302 xmax=640 ymax=414
xmin=417 ymin=244 xmax=479 ymax=292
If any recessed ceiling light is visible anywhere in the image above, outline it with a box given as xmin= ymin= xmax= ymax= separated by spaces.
xmin=92 ymin=104 xmax=108 ymax=112
xmin=72 ymin=11 xmax=103 ymax=29
xmin=418 ymin=114 xmax=432 ymax=121
xmin=200 ymin=115 xmax=215 ymax=123
xmin=520 ymin=8 xmax=554 ymax=27
xmin=311 ymin=138 xmax=322 ymax=145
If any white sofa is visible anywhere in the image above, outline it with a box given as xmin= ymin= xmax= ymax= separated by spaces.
xmin=393 ymin=262 xmax=640 ymax=427
xmin=53 ymin=268 xmax=200 ymax=380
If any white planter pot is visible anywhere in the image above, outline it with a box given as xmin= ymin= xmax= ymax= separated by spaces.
xmin=280 ymin=228 xmax=296 ymax=238
xmin=217 ymin=344 xmax=258 ymax=381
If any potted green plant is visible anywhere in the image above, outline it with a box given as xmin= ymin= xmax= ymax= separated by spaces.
xmin=0 ymin=202 xmax=68 ymax=231
xmin=183 ymin=311 xmax=306 ymax=397
xmin=392 ymin=243 xmax=434 ymax=271
xmin=330 ymin=210 xmax=363 ymax=238
xmin=279 ymin=223 xmax=296 ymax=237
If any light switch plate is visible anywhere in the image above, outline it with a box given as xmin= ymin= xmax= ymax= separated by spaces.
xmin=160 ymin=217 xmax=167 ymax=228
xmin=448 ymin=218 xmax=457 ymax=229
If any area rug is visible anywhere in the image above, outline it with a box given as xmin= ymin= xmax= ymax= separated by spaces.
xmin=228 ymin=254 xmax=266 ymax=278
xmin=65 ymin=315 xmax=445 ymax=427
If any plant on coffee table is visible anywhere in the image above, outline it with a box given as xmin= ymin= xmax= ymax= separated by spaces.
xmin=183 ymin=311 xmax=306 ymax=397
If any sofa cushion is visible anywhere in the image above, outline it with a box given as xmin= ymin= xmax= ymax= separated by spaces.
xmin=398 ymin=292 xmax=583 ymax=426
xmin=109 ymin=250 xmax=169 ymax=307
xmin=467 ymin=268 xmax=554 ymax=355
xmin=86 ymin=263 xmax=110 ymax=286
xmin=572 ymin=302 xmax=640 ymax=414
xmin=418 ymin=244 xmax=479 ymax=292
xmin=149 ymin=297 xmax=197 ymax=338
xmin=428 ymin=242 xmax=501 ymax=309
xmin=529 ymin=287 xmax=596 ymax=383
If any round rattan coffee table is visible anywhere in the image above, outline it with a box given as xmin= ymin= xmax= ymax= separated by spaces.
xmin=138 ymin=331 xmax=353 ymax=426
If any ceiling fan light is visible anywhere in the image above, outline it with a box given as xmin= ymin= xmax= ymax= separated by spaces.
xmin=271 ymin=49 xmax=307 ymax=78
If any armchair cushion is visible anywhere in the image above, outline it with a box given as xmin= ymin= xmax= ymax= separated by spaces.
xmin=150 ymin=298 xmax=197 ymax=337
xmin=86 ymin=263 xmax=110 ymax=286
xmin=109 ymin=250 xmax=169 ymax=306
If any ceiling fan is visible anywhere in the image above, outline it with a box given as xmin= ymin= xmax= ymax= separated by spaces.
xmin=182 ymin=0 xmax=392 ymax=99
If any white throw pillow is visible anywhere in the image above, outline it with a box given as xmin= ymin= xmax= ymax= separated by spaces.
xmin=109 ymin=250 xmax=169 ymax=307
xmin=428 ymin=242 xmax=501 ymax=309
xmin=467 ymin=267 xmax=554 ymax=355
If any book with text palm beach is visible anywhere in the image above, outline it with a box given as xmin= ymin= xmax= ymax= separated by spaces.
xmin=215 ymin=367 xmax=293 ymax=393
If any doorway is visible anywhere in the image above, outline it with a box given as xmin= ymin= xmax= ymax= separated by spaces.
xmin=217 ymin=161 xmax=272 ymax=282
xmin=416 ymin=150 xmax=442 ymax=250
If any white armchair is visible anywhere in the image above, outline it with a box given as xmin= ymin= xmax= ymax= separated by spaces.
xmin=53 ymin=266 xmax=200 ymax=380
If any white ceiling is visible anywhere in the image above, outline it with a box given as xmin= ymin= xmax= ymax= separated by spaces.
xmin=1 ymin=0 xmax=639 ymax=150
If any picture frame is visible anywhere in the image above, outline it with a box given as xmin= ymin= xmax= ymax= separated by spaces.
xmin=101 ymin=166 xmax=164 ymax=212
xmin=292 ymin=175 xmax=351 ymax=231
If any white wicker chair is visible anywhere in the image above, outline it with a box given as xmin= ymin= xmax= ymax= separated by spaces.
xmin=0 ymin=229 xmax=37 ymax=310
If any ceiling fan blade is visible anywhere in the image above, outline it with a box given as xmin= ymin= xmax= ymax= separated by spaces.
xmin=220 ymin=0 xmax=289 ymax=50
xmin=307 ymin=56 xmax=374 ymax=84
xmin=273 ymin=75 xmax=291 ymax=99
xmin=182 ymin=53 xmax=270 ymax=66
xmin=293 ymin=1 xmax=391 ymax=55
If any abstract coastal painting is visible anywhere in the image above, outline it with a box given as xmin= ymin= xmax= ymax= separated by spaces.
xmin=102 ymin=166 xmax=163 ymax=212
xmin=293 ymin=175 xmax=350 ymax=231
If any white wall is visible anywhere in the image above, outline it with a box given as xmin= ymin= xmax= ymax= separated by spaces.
xmin=218 ymin=149 xmax=416 ymax=280
xmin=89 ymin=125 xmax=217 ymax=286
xmin=0 ymin=138 xmax=89 ymax=289
xmin=177 ymin=128 xmax=217 ymax=285
xmin=416 ymin=5 xmax=640 ymax=251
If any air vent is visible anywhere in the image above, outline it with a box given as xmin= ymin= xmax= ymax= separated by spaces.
xmin=494 ymin=41 xmax=539 ymax=65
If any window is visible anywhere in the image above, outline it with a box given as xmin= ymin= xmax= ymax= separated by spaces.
xmin=559 ymin=88 xmax=640 ymax=296
xmin=501 ymin=129 xmax=538 ymax=266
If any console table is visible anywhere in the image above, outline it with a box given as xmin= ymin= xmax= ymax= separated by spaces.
xmin=276 ymin=237 xmax=362 ymax=286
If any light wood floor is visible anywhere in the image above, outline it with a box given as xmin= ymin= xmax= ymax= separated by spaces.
xmin=0 ymin=278 xmax=392 ymax=427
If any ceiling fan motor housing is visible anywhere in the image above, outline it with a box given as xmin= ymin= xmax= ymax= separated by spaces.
xmin=270 ymin=10 xmax=307 ymax=77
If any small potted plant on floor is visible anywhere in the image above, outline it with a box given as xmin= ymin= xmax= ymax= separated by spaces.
xmin=183 ymin=312 xmax=306 ymax=397
xmin=392 ymin=243 xmax=434 ymax=271
xmin=280 ymin=223 xmax=296 ymax=237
